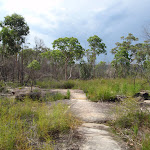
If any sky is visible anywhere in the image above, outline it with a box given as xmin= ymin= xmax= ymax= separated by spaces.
xmin=0 ymin=0 xmax=150 ymax=63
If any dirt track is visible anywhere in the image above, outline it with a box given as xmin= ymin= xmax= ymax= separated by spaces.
xmin=53 ymin=89 xmax=127 ymax=150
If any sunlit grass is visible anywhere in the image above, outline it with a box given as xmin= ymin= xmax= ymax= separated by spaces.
xmin=36 ymin=78 xmax=150 ymax=102
xmin=0 ymin=97 xmax=79 ymax=149
xmin=71 ymin=78 xmax=150 ymax=101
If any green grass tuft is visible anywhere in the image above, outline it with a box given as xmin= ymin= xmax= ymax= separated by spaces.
xmin=0 ymin=97 xmax=79 ymax=149
xmin=110 ymin=98 xmax=150 ymax=149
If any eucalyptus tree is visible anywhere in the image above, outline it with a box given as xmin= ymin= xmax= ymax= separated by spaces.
xmin=52 ymin=37 xmax=84 ymax=80
xmin=135 ymin=41 xmax=150 ymax=78
xmin=0 ymin=13 xmax=29 ymax=55
xmin=0 ymin=13 xmax=29 ymax=83
xmin=41 ymin=49 xmax=65 ymax=79
xmin=87 ymin=35 xmax=106 ymax=77
xmin=111 ymin=33 xmax=138 ymax=63
xmin=111 ymin=33 xmax=139 ymax=77
xmin=111 ymin=48 xmax=130 ymax=78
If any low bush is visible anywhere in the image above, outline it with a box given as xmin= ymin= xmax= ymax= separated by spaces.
xmin=109 ymin=98 xmax=150 ymax=149
xmin=71 ymin=78 xmax=150 ymax=102
xmin=36 ymin=78 xmax=150 ymax=102
xmin=44 ymin=91 xmax=70 ymax=101
xmin=36 ymin=80 xmax=75 ymax=89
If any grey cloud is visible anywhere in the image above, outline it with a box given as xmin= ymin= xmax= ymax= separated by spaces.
xmin=1 ymin=0 xmax=150 ymax=62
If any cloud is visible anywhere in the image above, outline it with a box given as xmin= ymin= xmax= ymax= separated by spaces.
xmin=0 ymin=0 xmax=150 ymax=62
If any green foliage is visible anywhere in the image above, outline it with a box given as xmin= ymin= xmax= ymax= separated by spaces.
xmin=27 ymin=60 xmax=40 ymax=70
xmin=112 ymin=48 xmax=130 ymax=77
xmin=44 ymin=92 xmax=70 ymax=101
xmin=66 ymin=90 xmax=70 ymax=99
xmin=37 ymin=78 xmax=150 ymax=102
xmin=142 ymin=134 xmax=150 ymax=150
xmin=111 ymin=33 xmax=139 ymax=77
xmin=0 ymin=97 xmax=79 ymax=149
xmin=87 ymin=35 xmax=106 ymax=55
xmin=41 ymin=49 xmax=65 ymax=65
xmin=52 ymin=37 xmax=84 ymax=61
xmin=87 ymin=35 xmax=106 ymax=77
xmin=52 ymin=37 xmax=84 ymax=80
xmin=79 ymin=60 xmax=92 ymax=79
xmin=69 ymin=78 xmax=149 ymax=102
xmin=0 ymin=13 xmax=29 ymax=55
xmin=62 ymin=80 xmax=75 ymax=89
xmin=98 ymin=61 xmax=106 ymax=65
xmin=36 ymin=80 xmax=75 ymax=89
xmin=110 ymin=98 xmax=150 ymax=149
xmin=0 ymin=81 xmax=5 ymax=92
xmin=22 ymin=48 xmax=38 ymax=65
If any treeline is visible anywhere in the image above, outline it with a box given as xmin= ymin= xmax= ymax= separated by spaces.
xmin=0 ymin=13 xmax=150 ymax=84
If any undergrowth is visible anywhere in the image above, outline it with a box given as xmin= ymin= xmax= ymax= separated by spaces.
xmin=109 ymin=98 xmax=150 ymax=150
xmin=73 ymin=78 xmax=149 ymax=102
xmin=44 ymin=90 xmax=70 ymax=102
xmin=0 ymin=97 xmax=79 ymax=150
xmin=36 ymin=80 xmax=75 ymax=89
xmin=36 ymin=78 xmax=150 ymax=102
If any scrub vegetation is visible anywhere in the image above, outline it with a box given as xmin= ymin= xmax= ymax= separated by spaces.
xmin=0 ymin=13 xmax=150 ymax=150
xmin=109 ymin=98 xmax=150 ymax=150
xmin=0 ymin=97 xmax=79 ymax=149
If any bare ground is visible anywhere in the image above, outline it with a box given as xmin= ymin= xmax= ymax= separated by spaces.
xmin=52 ymin=89 xmax=128 ymax=150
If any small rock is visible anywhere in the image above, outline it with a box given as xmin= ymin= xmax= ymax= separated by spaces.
xmin=133 ymin=91 xmax=150 ymax=100
xmin=28 ymin=92 xmax=41 ymax=100
xmin=15 ymin=94 xmax=26 ymax=101
xmin=115 ymin=95 xmax=127 ymax=102
xmin=143 ymin=100 xmax=150 ymax=106
xmin=15 ymin=92 xmax=41 ymax=101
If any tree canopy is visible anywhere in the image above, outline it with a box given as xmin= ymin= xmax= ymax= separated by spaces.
xmin=0 ymin=13 xmax=29 ymax=55
xmin=87 ymin=35 xmax=106 ymax=77
xmin=52 ymin=37 xmax=84 ymax=80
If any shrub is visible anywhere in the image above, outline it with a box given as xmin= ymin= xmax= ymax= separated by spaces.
xmin=110 ymin=98 xmax=150 ymax=149
xmin=0 ymin=97 xmax=79 ymax=149
xmin=62 ymin=81 xmax=75 ymax=89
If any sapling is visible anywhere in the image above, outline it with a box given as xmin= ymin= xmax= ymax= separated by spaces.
xmin=27 ymin=60 xmax=40 ymax=92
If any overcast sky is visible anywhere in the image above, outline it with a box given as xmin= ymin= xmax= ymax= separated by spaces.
xmin=0 ymin=0 xmax=150 ymax=62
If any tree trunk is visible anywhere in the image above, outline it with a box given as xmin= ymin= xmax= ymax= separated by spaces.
xmin=65 ymin=60 xmax=68 ymax=80
xmin=14 ymin=53 xmax=18 ymax=82
xmin=68 ymin=66 xmax=73 ymax=80
xmin=20 ymin=50 xmax=24 ymax=85
xmin=93 ymin=51 xmax=96 ymax=78
xmin=17 ymin=56 xmax=20 ymax=82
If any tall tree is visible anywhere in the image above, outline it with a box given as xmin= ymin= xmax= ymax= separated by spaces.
xmin=111 ymin=47 xmax=130 ymax=77
xmin=0 ymin=13 xmax=29 ymax=55
xmin=111 ymin=33 xmax=139 ymax=78
xmin=111 ymin=33 xmax=138 ymax=63
xmin=52 ymin=37 xmax=84 ymax=80
xmin=0 ymin=13 xmax=29 ymax=83
xmin=135 ymin=41 xmax=150 ymax=78
xmin=87 ymin=35 xmax=106 ymax=77
xmin=41 ymin=49 xmax=65 ymax=79
xmin=27 ymin=60 xmax=40 ymax=91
